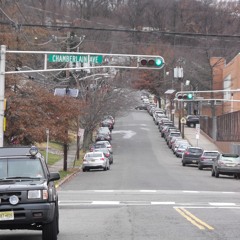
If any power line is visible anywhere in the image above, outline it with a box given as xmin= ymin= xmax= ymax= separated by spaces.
xmin=1 ymin=20 xmax=240 ymax=40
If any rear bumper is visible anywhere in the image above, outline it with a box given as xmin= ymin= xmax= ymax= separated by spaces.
xmin=199 ymin=160 xmax=213 ymax=168
xmin=218 ymin=167 xmax=240 ymax=174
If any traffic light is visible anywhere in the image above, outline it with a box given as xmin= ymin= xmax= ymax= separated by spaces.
xmin=140 ymin=56 xmax=164 ymax=69
xmin=177 ymin=93 xmax=194 ymax=100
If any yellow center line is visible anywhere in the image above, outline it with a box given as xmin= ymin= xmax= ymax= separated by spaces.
xmin=175 ymin=207 xmax=214 ymax=230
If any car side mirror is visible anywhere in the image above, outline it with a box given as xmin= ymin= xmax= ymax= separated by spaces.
xmin=49 ymin=172 xmax=60 ymax=181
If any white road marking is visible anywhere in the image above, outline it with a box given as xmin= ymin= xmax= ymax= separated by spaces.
xmin=151 ymin=202 xmax=175 ymax=205
xmin=59 ymin=201 xmax=240 ymax=207
xmin=140 ymin=190 xmax=157 ymax=193
xmin=91 ymin=201 xmax=120 ymax=205
xmin=183 ymin=191 xmax=199 ymax=193
xmin=111 ymin=130 xmax=136 ymax=139
xmin=209 ymin=202 xmax=236 ymax=206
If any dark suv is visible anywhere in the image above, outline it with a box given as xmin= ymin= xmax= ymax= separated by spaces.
xmin=0 ymin=146 xmax=60 ymax=240
xmin=186 ymin=115 xmax=200 ymax=127
xmin=182 ymin=146 xmax=204 ymax=166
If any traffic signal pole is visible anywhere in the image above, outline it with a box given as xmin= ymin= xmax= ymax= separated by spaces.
xmin=0 ymin=46 xmax=165 ymax=149
xmin=0 ymin=45 xmax=6 ymax=147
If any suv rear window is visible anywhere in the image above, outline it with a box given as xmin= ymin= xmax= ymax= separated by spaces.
xmin=189 ymin=148 xmax=203 ymax=153
xmin=204 ymin=152 xmax=219 ymax=157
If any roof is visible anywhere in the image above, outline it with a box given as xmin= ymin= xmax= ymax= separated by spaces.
xmin=0 ymin=147 xmax=31 ymax=156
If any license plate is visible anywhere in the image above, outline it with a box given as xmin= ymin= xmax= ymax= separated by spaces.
xmin=192 ymin=160 xmax=196 ymax=163
xmin=0 ymin=211 xmax=14 ymax=221
xmin=91 ymin=160 xmax=95 ymax=162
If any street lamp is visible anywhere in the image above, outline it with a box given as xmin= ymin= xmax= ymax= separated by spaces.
xmin=46 ymin=128 xmax=49 ymax=163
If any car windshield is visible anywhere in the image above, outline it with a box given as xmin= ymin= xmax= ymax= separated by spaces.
xmin=0 ymin=158 xmax=45 ymax=179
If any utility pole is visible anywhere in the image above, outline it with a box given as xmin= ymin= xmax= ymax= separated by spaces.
xmin=0 ymin=45 xmax=6 ymax=147
xmin=63 ymin=32 xmax=71 ymax=171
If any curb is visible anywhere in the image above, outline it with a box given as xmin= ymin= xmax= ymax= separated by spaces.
xmin=55 ymin=168 xmax=81 ymax=188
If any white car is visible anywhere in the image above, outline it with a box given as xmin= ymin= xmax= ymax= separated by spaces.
xmin=82 ymin=152 xmax=110 ymax=172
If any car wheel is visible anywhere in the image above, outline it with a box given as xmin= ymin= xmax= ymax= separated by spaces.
xmin=189 ymin=123 xmax=195 ymax=128
xmin=82 ymin=168 xmax=86 ymax=172
xmin=198 ymin=163 xmax=203 ymax=170
xmin=42 ymin=210 xmax=58 ymax=240
xmin=182 ymin=160 xmax=186 ymax=166
xmin=215 ymin=169 xmax=219 ymax=178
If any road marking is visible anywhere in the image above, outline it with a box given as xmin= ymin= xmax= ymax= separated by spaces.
xmin=59 ymin=200 xmax=240 ymax=207
xmin=209 ymin=202 xmax=236 ymax=206
xmin=182 ymin=191 xmax=199 ymax=193
xmin=151 ymin=202 xmax=175 ymax=205
xmin=59 ymin=190 xmax=240 ymax=195
xmin=92 ymin=201 xmax=120 ymax=205
xmin=140 ymin=190 xmax=157 ymax=193
xmin=111 ymin=130 xmax=136 ymax=139
xmin=175 ymin=207 xmax=214 ymax=230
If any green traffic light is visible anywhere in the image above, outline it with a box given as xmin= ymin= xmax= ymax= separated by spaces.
xmin=187 ymin=93 xmax=193 ymax=99
xmin=155 ymin=58 xmax=163 ymax=67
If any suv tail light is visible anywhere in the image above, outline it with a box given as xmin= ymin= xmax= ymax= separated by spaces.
xmin=100 ymin=157 xmax=105 ymax=161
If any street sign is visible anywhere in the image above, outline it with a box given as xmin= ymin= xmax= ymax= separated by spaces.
xmin=181 ymin=117 xmax=186 ymax=124
xmin=48 ymin=54 xmax=103 ymax=64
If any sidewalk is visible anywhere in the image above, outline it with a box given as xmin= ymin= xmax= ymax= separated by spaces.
xmin=183 ymin=126 xmax=221 ymax=151
xmin=173 ymin=116 xmax=221 ymax=151
xmin=48 ymin=142 xmax=79 ymax=173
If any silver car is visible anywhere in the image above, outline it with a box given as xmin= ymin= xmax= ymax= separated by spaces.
xmin=212 ymin=153 xmax=240 ymax=178
xmin=95 ymin=140 xmax=113 ymax=153
xmin=198 ymin=150 xmax=220 ymax=170
xmin=82 ymin=152 xmax=110 ymax=172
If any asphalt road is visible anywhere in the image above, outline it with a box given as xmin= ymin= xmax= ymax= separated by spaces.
xmin=2 ymin=109 xmax=240 ymax=239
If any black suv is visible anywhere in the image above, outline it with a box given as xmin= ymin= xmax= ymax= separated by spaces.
xmin=186 ymin=115 xmax=200 ymax=127
xmin=0 ymin=146 xmax=60 ymax=240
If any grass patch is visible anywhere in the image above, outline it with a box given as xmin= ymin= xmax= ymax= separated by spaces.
xmin=59 ymin=170 xmax=71 ymax=179
xmin=39 ymin=150 xmax=62 ymax=165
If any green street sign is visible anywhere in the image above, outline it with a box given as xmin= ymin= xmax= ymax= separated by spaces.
xmin=48 ymin=54 xmax=103 ymax=64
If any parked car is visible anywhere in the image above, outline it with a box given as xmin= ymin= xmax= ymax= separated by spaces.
xmin=94 ymin=148 xmax=113 ymax=164
xmin=198 ymin=150 xmax=220 ymax=170
xmin=94 ymin=140 xmax=113 ymax=153
xmin=103 ymin=115 xmax=115 ymax=126
xmin=162 ymin=126 xmax=178 ymax=138
xmin=186 ymin=115 xmax=200 ymax=128
xmin=175 ymin=143 xmax=191 ymax=158
xmin=101 ymin=119 xmax=114 ymax=131
xmin=168 ymin=135 xmax=183 ymax=149
xmin=211 ymin=153 xmax=240 ymax=178
xmin=82 ymin=151 xmax=110 ymax=171
xmin=166 ymin=131 xmax=181 ymax=145
xmin=96 ymin=127 xmax=112 ymax=141
xmin=95 ymin=132 xmax=111 ymax=142
xmin=172 ymin=139 xmax=190 ymax=153
xmin=182 ymin=146 xmax=204 ymax=166
xmin=158 ymin=121 xmax=174 ymax=133
xmin=90 ymin=142 xmax=108 ymax=152
xmin=135 ymin=104 xmax=147 ymax=110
